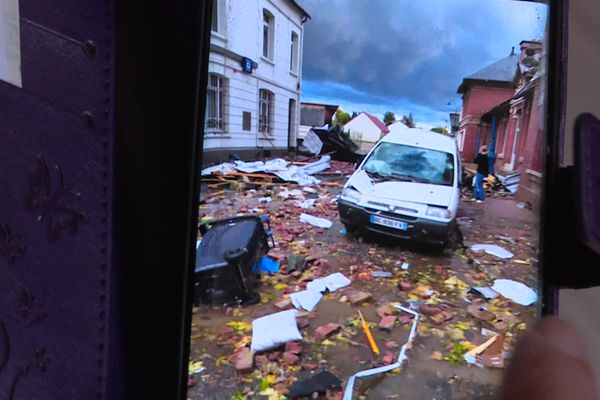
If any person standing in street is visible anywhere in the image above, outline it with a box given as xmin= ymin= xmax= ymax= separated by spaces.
xmin=473 ymin=145 xmax=489 ymax=202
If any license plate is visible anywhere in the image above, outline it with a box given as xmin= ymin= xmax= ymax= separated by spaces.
xmin=370 ymin=215 xmax=408 ymax=231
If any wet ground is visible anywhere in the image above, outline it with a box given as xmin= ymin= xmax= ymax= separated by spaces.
xmin=188 ymin=164 xmax=538 ymax=400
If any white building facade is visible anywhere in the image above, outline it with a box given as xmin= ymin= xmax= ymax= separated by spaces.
xmin=203 ymin=0 xmax=309 ymax=163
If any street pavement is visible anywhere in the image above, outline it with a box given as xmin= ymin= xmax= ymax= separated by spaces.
xmin=188 ymin=161 xmax=539 ymax=400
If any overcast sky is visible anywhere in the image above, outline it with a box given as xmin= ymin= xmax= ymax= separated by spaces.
xmin=297 ymin=0 xmax=547 ymax=130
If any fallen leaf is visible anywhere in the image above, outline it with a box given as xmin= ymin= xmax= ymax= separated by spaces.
xmin=227 ymin=321 xmax=252 ymax=333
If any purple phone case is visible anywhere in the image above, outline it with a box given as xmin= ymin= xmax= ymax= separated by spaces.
xmin=576 ymin=113 xmax=600 ymax=254
xmin=0 ymin=1 xmax=114 ymax=398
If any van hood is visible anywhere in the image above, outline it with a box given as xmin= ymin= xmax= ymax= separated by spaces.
xmin=347 ymin=173 xmax=453 ymax=207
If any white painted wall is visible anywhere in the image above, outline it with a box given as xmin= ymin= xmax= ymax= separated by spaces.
xmin=344 ymin=113 xmax=385 ymax=143
xmin=204 ymin=0 xmax=305 ymax=152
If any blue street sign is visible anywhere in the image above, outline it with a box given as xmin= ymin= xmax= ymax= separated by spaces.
xmin=241 ymin=57 xmax=253 ymax=73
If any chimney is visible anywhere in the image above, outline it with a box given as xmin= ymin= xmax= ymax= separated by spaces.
xmin=511 ymin=46 xmax=515 ymax=55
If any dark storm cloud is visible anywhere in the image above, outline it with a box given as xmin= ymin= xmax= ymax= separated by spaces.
xmin=298 ymin=0 xmax=547 ymax=115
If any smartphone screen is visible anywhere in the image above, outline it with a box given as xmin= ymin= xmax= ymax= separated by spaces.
xmin=189 ymin=0 xmax=548 ymax=398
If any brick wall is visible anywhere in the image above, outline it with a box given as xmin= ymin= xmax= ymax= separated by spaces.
xmin=460 ymin=85 xmax=514 ymax=161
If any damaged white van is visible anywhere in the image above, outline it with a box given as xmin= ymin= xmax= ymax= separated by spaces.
xmin=338 ymin=128 xmax=461 ymax=247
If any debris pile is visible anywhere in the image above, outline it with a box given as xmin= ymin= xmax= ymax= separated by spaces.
xmin=188 ymin=155 xmax=539 ymax=400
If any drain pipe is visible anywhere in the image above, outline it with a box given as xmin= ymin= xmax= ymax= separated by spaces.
xmin=489 ymin=116 xmax=497 ymax=174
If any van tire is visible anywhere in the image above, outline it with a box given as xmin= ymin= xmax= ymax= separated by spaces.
xmin=447 ymin=222 xmax=464 ymax=250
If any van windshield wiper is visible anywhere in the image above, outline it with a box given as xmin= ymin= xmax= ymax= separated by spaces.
xmin=364 ymin=169 xmax=393 ymax=181
xmin=390 ymin=173 xmax=430 ymax=184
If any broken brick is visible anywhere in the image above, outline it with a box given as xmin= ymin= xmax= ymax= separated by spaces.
xmin=378 ymin=315 xmax=396 ymax=331
xmin=397 ymin=280 xmax=411 ymax=291
xmin=399 ymin=315 xmax=414 ymax=325
xmin=385 ymin=341 xmax=400 ymax=349
xmin=314 ymin=323 xmax=341 ymax=340
xmin=382 ymin=353 xmax=395 ymax=365
xmin=348 ymin=291 xmax=372 ymax=306
xmin=303 ymin=361 xmax=318 ymax=371
xmin=376 ymin=304 xmax=394 ymax=318
xmin=282 ymin=351 xmax=300 ymax=365
xmin=419 ymin=303 xmax=443 ymax=316
xmin=274 ymin=297 xmax=292 ymax=310
xmin=296 ymin=318 xmax=311 ymax=329
xmin=285 ymin=341 xmax=302 ymax=355
xmin=254 ymin=354 xmax=268 ymax=371
xmin=233 ymin=347 xmax=254 ymax=373
xmin=429 ymin=311 xmax=454 ymax=326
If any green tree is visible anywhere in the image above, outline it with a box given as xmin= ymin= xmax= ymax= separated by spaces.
xmin=431 ymin=127 xmax=450 ymax=135
xmin=351 ymin=111 xmax=359 ymax=119
xmin=400 ymin=113 xmax=415 ymax=128
xmin=334 ymin=109 xmax=351 ymax=125
xmin=383 ymin=111 xmax=396 ymax=126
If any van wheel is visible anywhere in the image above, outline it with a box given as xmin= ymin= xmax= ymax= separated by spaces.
xmin=447 ymin=223 xmax=464 ymax=250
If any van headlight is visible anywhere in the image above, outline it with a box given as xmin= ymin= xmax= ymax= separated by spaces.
xmin=341 ymin=187 xmax=361 ymax=203
xmin=426 ymin=206 xmax=451 ymax=219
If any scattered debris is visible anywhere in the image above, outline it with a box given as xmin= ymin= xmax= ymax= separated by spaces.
xmin=315 ymin=323 xmax=341 ymax=340
xmin=343 ymin=305 xmax=420 ymax=400
xmin=464 ymin=333 xmax=506 ymax=368
xmin=371 ymin=271 xmax=393 ymax=278
xmin=469 ymin=286 xmax=499 ymax=300
xmin=348 ymin=290 xmax=373 ymax=306
xmin=287 ymin=254 xmax=307 ymax=272
xmin=468 ymin=304 xmax=496 ymax=323
xmin=256 ymin=257 xmax=281 ymax=274
xmin=299 ymin=213 xmax=334 ymax=229
xmin=290 ymin=290 xmax=323 ymax=312
xmin=491 ymin=279 xmax=538 ymax=306
xmin=287 ymin=371 xmax=343 ymax=399
xmin=306 ymin=272 xmax=351 ymax=293
xmin=188 ymin=360 xmax=206 ymax=375
xmin=251 ymin=310 xmax=302 ymax=352
xmin=378 ymin=315 xmax=397 ymax=331
xmin=233 ymin=347 xmax=254 ymax=373
xmin=285 ymin=341 xmax=302 ymax=355
xmin=470 ymin=243 xmax=514 ymax=259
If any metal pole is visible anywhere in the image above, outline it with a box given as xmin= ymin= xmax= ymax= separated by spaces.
xmin=489 ymin=116 xmax=497 ymax=174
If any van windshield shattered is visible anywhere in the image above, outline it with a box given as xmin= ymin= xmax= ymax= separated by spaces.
xmin=363 ymin=142 xmax=454 ymax=186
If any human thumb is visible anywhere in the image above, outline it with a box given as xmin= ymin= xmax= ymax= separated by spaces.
xmin=500 ymin=317 xmax=599 ymax=400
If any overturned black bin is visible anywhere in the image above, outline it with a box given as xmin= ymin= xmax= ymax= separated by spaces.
xmin=194 ymin=215 xmax=270 ymax=306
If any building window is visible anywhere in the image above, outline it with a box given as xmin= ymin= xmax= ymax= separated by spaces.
xmin=290 ymin=32 xmax=299 ymax=73
xmin=259 ymin=89 xmax=274 ymax=135
xmin=211 ymin=0 xmax=226 ymax=35
xmin=205 ymin=74 xmax=225 ymax=133
xmin=262 ymin=10 xmax=274 ymax=60
xmin=211 ymin=0 xmax=218 ymax=32
xmin=243 ymin=111 xmax=252 ymax=131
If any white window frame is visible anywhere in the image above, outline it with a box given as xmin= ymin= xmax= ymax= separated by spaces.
xmin=205 ymin=74 xmax=226 ymax=133
xmin=290 ymin=31 xmax=299 ymax=74
xmin=259 ymin=89 xmax=274 ymax=135
xmin=262 ymin=10 xmax=274 ymax=61
xmin=211 ymin=0 xmax=226 ymax=37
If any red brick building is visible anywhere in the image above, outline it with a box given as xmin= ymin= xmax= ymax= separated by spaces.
xmin=457 ymin=50 xmax=519 ymax=161
xmin=458 ymin=41 xmax=545 ymax=208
